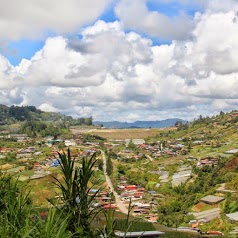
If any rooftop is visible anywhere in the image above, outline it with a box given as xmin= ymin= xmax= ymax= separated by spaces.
xmin=191 ymin=208 xmax=221 ymax=221
xmin=200 ymin=195 xmax=225 ymax=204
xmin=115 ymin=231 xmax=164 ymax=238
xmin=226 ymin=211 xmax=238 ymax=221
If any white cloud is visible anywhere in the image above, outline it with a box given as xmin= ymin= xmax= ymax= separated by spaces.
xmin=38 ymin=103 xmax=58 ymax=112
xmin=115 ymin=0 xmax=194 ymax=40
xmin=171 ymin=10 xmax=238 ymax=100
xmin=2 ymin=7 xmax=238 ymax=121
xmin=0 ymin=0 xmax=111 ymax=40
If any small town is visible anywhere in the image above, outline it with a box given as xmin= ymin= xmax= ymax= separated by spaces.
xmin=1 ymin=105 xmax=238 ymax=237
xmin=1 ymin=1 xmax=238 ymax=237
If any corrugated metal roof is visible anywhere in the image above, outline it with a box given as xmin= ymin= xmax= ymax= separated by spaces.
xmin=115 ymin=231 xmax=164 ymax=237
xmin=226 ymin=211 xmax=238 ymax=221
xmin=200 ymin=195 xmax=225 ymax=204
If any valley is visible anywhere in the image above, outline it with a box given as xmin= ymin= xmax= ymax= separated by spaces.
xmin=1 ymin=109 xmax=238 ymax=237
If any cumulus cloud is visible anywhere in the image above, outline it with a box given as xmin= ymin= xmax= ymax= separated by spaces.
xmin=171 ymin=10 xmax=238 ymax=99
xmin=18 ymin=20 xmax=153 ymax=89
xmin=115 ymin=0 xmax=194 ymax=40
xmin=0 ymin=0 xmax=111 ymax=40
xmin=38 ymin=103 xmax=58 ymax=112
xmin=2 ymin=4 xmax=238 ymax=121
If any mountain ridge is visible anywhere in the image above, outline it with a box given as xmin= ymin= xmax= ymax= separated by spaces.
xmin=94 ymin=118 xmax=188 ymax=128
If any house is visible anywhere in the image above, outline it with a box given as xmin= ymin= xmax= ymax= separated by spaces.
xmin=137 ymin=187 xmax=145 ymax=192
xmin=64 ymin=139 xmax=76 ymax=147
xmin=125 ymin=185 xmax=137 ymax=191
xmin=231 ymin=112 xmax=238 ymax=117
xmin=33 ymin=162 xmax=41 ymax=170
xmin=51 ymin=160 xmax=60 ymax=167
xmin=117 ymin=185 xmax=125 ymax=190
xmin=134 ymin=203 xmax=151 ymax=209
xmin=133 ymin=209 xmax=149 ymax=214
xmin=8 ymin=134 xmax=28 ymax=141
xmin=114 ymin=231 xmax=164 ymax=238
xmin=206 ymin=230 xmax=224 ymax=236
xmin=200 ymin=195 xmax=225 ymax=205
xmin=147 ymin=216 xmax=158 ymax=223
xmin=197 ymin=158 xmax=218 ymax=167
xmin=88 ymin=189 xmax=99 ymax=195
xmin=224 ymin=149 xmax=238 ymax=154
xmin=125 ymin=139 xmax=146 ymax=146
xmin=192 ymin=140 xmax=204 ymax=145
xmin=190 ymin=208 xmax=221 ymax=222
xmin=121 ymin=193 xmax=130 ymax=198
xmin=103 ymin=204 xmax=116 ymax=209
xmin=0 ymin=147 xmax=15 ymax=153
xmin=30 ymin=171 xmax=51 ymax=180
xmin=216 ymin=183 xmax=236 ymax=194
xmin=101 ymin=197 xmax=112 ymax=202
xmin=134 ymin=192 xmax=143 ymax=198
xmin=226 ymin=211 xmax=238 ymax=223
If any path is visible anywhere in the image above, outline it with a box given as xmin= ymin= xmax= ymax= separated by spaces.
xmin=100 ymin=150 xmax=128 ymax=214
xmin=145 ymin=154 xmax=153 ymax=162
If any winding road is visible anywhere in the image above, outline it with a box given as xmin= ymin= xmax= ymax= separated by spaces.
xmin=100 ymin=150 xmax=128 ymax=214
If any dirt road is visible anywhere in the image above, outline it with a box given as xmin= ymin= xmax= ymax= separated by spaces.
xmin=100 ymin=150 xmax=128 ymax=214
xmin=145 ymin=154 xmax=153 ymax=162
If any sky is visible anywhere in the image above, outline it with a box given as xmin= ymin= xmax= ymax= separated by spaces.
xmin=1 ymin=0 xmax=238 ymax=122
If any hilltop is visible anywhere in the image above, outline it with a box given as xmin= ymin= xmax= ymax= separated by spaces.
xmin=0 ymin=104 xmax=92 ymax=126
xmin=94 ymin=118 xmax=188 ymax=129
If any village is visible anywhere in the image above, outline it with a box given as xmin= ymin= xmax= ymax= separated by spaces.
xmin=1 ymin=114 xmax=238 ymax=238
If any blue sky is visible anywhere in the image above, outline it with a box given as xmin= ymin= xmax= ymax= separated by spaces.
xmin=3 ymin=40 xmax=45 ymax=66
xmin=2 ymin=0 xmax=199 ymax=66
xmin=0 ymin=0 xmax=238 ymax=121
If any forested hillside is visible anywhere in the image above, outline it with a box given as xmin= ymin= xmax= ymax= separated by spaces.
xmin=0 ymin=104 xmax=93 ymax=126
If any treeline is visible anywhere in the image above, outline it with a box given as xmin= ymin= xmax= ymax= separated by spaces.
xmin=67 ymin=116 xmax=93 ymax=126
xmin=9 ymin=105 xmax=38 ymax=121
xmin=0 ymin=104 xmax=93 ymax=126
xmin=18 ymin=121 xmax=71 ymax=137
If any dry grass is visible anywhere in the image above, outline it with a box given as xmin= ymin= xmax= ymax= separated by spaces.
xmin=191 ymin=202 xmax=206 ymax=212
xmin=28 ymin=174 xmax=58 ymax=206
xmin=191 ymin=202 xmax=219 ymax=212
xmin=83 ymin=128 xmax=167 ymax=140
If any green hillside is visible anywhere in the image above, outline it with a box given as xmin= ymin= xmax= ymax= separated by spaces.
xmin=0 ymin=104 xmax=93 ymax=126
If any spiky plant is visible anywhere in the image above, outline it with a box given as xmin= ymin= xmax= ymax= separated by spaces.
xmin=34 ymin=208 xmax=72 ymax=238
xmin=53 ymin=148 xmax=101 ymax=237
xmin=0 ymin=173 xmax=33 ymax=237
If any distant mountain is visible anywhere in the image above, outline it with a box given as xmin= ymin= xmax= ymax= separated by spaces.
xmin=94 ymin=118 xmax=188 ymax=129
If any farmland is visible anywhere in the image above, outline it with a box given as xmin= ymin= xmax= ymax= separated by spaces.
xmin=70 ymin=127 xmax=173 ymax=140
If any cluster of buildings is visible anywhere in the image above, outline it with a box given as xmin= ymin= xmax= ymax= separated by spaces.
xmin=138 ymin=141 xmax=185 ymax=158
xmin=116 ymin=176 xmax=159 ymax=222
xmin=197 ymin=157 xmax=218 ymax=167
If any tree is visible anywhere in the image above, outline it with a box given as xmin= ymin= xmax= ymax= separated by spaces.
xmin=127 ymin=140 xmax=137 ymax=151
xmin=97 ymin=159 xmax=104 ymax=171
xmin=5 ymin=152 xmax=17 ymax=162
xmin=106 ymin=156 xmax=113 ymax=176
xmin=174 ymin=120 xmax=182 ymax=127
xmin=84 ymin=117 xmax=93 ymax=126
xmin=117 ymin=164 xmax=126 ymax=175
xmin=220 ymin=111 xmax=225 ymax=116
